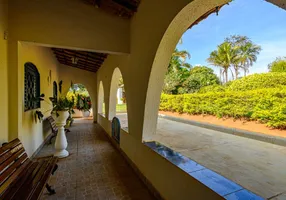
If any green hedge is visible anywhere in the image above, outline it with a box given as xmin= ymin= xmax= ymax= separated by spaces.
xmin=160 ymin=88 xmax=286 ymax=129
xmin=227 ymin=72 xmax=286 ymax=91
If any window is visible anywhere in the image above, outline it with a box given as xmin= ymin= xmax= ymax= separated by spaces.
xmin=53 ymin=81 xmax=58 ymax=99
xmin=24 ymin=62 xmax=40 ymax=111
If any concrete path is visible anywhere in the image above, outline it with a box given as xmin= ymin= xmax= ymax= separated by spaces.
xmin=116 ymin=113 xmax=286 ymax=199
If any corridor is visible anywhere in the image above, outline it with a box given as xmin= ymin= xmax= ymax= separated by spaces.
xmin=37 ymin=119 xmax=155 ymax=200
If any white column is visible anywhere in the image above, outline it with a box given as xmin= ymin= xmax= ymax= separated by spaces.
xmin=53 ymin=111 xmax=69 ymax=158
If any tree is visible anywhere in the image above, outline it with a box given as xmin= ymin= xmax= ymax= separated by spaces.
xmin=182 ymin=66 xmax=220 ymax=93
xmin=168 ymin=48 xmax=191 ymax=72
xmin=207 ymin=42 xmax=238 ymax=83
xmin=225 ymin=35 xmax=261 ymax=78
xmin=268 ymin=57 xmax=286 ymax=72
xmin=163 ymin=68 xmax=190 ymax=94
xmin=163 ymin=48 xmax=192 ymax=94
xmin=239 ymin=42 xmax=261 ymax=76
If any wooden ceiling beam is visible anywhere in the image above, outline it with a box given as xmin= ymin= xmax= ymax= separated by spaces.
xmin=112 ymin=0 xmax=137 ymax=12
xmin=53 ymin=50 xmax=107 ymax=62
xmin=55 ymin=55 xmax=103 ymax=66
xmin=58 ymin=60 xmax=101 ymax=69
xmin=52 ymin=47 xmax=107 ymax=73
xmin=59 ymin=61 xmax=98 ymax=73
xmin=81 ymin=0 xmax=140 ymax=19
xmin=58 ymin=59 xmax=101 ymax=70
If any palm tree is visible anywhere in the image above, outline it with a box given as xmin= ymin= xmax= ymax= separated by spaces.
xmin=239 ymin=42 xmax=261 ymax=76
xmin=225 ymin=35 xmax=261 ymax=78
xmin=168 ymin=49 xmax=191 ymax=72
xmin=207 ymin=42 xmax=238 ymax=83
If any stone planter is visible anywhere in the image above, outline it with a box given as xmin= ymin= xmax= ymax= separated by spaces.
xmin=82 ymin=110 xmax=90 ymax=118
xmin=52 ymin=111 xmax=69 ymax=158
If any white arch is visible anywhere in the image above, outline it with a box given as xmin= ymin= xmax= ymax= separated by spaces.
xmin=142 ymin=0 xmax=286 ymax=141
xmin=108 ymin=67 xmax=125 ymax=120
xmin=98 ymin=81 xmax=105 ymax=115
xmin=142 ymin=0 xmax=231 ymax=141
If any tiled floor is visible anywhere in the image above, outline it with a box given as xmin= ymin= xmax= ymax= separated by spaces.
xmin=38 ymin=119 xmax=155 ymax=200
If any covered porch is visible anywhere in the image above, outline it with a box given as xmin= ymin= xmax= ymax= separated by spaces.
xmin=37 ymin=119 xmax=155 ymax=200
xmin=1 ymin=0 xmax=286 ymax=199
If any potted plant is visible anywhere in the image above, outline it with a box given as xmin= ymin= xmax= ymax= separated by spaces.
xmin=76 ymin=95 xmax=92 ymax=118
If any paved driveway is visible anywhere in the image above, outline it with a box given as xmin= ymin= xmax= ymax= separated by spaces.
xmin=116 ymin=113 xmax=286 ymax=199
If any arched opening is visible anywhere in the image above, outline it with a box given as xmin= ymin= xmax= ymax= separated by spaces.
xmin=98 ymin=81 xmax=105 ymax=117
xmin=66 ymin=83 xmax=93 ymax=119
xmin=143 ymin=0 xmax=286 ymax=199
xmin=109 ymin=68 xmax=128 ymax=130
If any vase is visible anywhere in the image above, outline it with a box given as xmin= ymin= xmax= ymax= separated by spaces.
xmin=82 ymin=110 xmax=90 ymax=118
xmin=52 ymin=111 xmax=69 ymax=158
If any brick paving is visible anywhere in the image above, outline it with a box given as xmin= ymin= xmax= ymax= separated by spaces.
xmin=38 ymin=118 xmax=155 ymax=200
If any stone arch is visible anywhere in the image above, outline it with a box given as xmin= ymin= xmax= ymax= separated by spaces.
xmin=108 ymin=67 xmax=128 ymax=121
xmin=98 ymin=81 xmax=105 ymax=115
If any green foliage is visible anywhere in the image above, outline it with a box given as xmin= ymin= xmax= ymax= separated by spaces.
xmin=182 ymin=66 xmax=220 ymax=93
xmin=226 ymin=72 xmax=286 ymax=91
xmin=198 ymin=84 xmax=226 ymax=93
xmin=268 ymin=57 xmax=286 ymax=72
xmin=163 ymin=68 xmax=190 ymax=94
xmin=160 ymin=87 xmax=286 ymax=129
xmin=67 ymin=83 xmax=90 ymax=107
xmin=76 ymin=95 xmax=92 ymax=111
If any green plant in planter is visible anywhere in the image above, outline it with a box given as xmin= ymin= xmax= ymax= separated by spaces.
xmin=76 ymin=95 xmax=92 ymax=112
xmin=32 ymin=80 xmax=75 ymax=122
xmin=50 ymin=96 xmax=75 ymax=117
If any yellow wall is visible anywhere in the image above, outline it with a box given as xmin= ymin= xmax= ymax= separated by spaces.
xmin=96 ymin=0 xmax=228 ymax=199
xmin=18 ymin=43 xmax=59 ymax=157
xmin=8 ymin=0 xmax=130 ymax=54
xmin=0 ymin=0 xmax=8 ymax=144
xmin=6 ymin=0 xmax=286 ymax=198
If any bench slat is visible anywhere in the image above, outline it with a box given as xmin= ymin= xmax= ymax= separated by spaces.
xmin=0 ymin=153 xmax=28 ymax=185
xmin=12 ymin=160 xmax=49 ymax=200
xmin=0 ymin=139 xmax=21 ymax=156
xmin=0 ymin=144 xmax=24 ymax=165
xmin=0 ymin=139 xmax=58 ymax=200
xmin=0 ymin=148 xmax=25 ymax=173
xmin=29 ymin=157 xmax=57 ymax=200
xmin=0 ymin=160 xmax=34 ymax=198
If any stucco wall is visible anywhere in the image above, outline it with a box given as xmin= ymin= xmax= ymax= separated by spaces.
xmin=58 ymin=64 xmax=97 ymax=122
xmin=0 ymin=0 xmax=8 ymax=144
xmin=8 ymin=0 xmax=130 ymax=54
xmin=6 ymin=0 xmax=129 ymax=137
xmin=95 ymin=0 xmax=229 ymax=199
xmin=18 ymin=43 xmax=59 ymax=157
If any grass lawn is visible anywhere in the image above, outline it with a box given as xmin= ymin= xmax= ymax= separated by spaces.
xmin=116 ymin=104 xmax=127 ymax=113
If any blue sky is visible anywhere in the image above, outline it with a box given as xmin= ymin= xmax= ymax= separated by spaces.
xmin=177 ymin=0 xmax=286 ymax=76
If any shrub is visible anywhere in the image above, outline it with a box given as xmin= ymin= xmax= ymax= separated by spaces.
xmin=227 ymin=72 xmax=286 ymax=91
xmin=198 ymin=84 xmax=226 ymax=93
xmin=160 ymin=87 xmax=286 ymax=129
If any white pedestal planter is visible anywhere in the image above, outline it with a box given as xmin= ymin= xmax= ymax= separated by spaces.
xmin=82 ymin=110 xmax=90 ymax=118
xmin=52 ymin=111 xmax=69 ymax=158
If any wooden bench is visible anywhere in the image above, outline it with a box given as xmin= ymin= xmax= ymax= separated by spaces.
xmin=0 ymin=139 xmax=58 ymax=200
xmin=47 ymin=116 xmax=70 ymax=144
